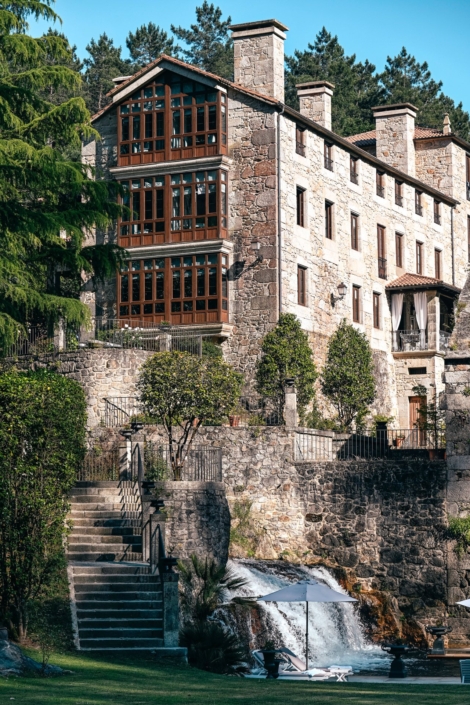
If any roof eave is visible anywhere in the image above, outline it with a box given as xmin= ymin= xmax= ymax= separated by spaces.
xmin=385 ymin=282 xmax=461 ymax=295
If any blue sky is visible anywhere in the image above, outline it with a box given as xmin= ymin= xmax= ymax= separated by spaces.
xmin=31 ymin=0 xmax=470 ymax=113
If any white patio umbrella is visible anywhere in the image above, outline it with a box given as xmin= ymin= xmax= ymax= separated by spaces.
xmin=456 ymin=599 xmax=470 ymax=607
xmin=258 ymin=579 xmax=357 ymax=669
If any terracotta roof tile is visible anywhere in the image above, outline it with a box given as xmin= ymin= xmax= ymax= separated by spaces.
xmin=345 ymin=126 xmax=447 ymax=147
xmin=385 ymin=273 xmax=460 ymax=294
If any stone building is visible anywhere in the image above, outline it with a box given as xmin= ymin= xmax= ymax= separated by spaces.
xmin=84 ymin=17 xmax=470 ymax=428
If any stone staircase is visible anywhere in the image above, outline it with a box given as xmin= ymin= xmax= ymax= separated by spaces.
xmin=68 ymin=481 xmax=164 ymax=650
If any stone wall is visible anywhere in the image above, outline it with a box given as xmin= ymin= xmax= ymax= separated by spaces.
xmin=4 ymin=348 xmax=152 ymax=428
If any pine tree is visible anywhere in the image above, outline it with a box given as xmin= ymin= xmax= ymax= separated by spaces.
xmin=285 ymin=28 xmax=383 ymax=135
xmin=171 ymin=2 xmax=233 ymax=79
xmin=83 ymin=33 xmax=131 ymax=114
xmin=379 ymin=48 xmax=470 ymax=140
xmin=39 ymin=29 xmax=83 ymax=107
xmin=126 ymin=22 xmax=180 ymax=68
xmin=0 ymin=1 xmax=124 ymax=352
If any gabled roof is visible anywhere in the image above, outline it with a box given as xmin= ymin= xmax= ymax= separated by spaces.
xmin=386 ymin=273 xmax=460 ymax=295
xmin=345 ymin=126 xmax=470 ymax=151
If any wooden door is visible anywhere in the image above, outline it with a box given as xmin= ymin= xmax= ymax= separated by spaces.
xmin=409 ymin=396 xmax=427 ymax=446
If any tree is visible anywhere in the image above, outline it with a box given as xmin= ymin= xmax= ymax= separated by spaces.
xmin=126 ymin=22 xmax=180 ymax=68
xmin=285 ymin=28 xmax=383 ymax=135
xmin=0 ymin=370 xmax=86 ymax=639
xmin=0 ymin=2 xmax=125 ymax=353
xmin=171 ymin=2 xmax=233 ymax=79
xmin=255 ymin=313 xmax=318 ymax=423
xmin=138 ymin=351 xmax=242 ymax=479
xmin=83 ymin=33 xmax=131 ymax=114
xmin=379 ymin=48 xmax=470 ymax=141
xmin=320 ymin=320 xmax=376 ymax=430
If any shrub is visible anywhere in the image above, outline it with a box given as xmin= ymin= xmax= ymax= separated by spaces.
xmin=448 ymin=516 xmax=470 ymax=557
xmin=180 ymin=621 xmax=247 ymax=674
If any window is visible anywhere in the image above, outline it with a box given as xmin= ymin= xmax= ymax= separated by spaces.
xmin=376 ymin=171 xmax=385 ymax=198
xmin=118 ymin=170 xmax=228 ymax=247
xmin=416 ymin=241 xmax=423 ymax=274
xmin=395 ymin=232 xmax=404 ymax=268
xmin=373 ymin=292 xmax=381 ymax=329
xmin=350 ymin=156 xmax=359 ymax=184
xmin=377 ymin=225 xmax=387 ymax=279
xmin=434 ymin=249 xmax=442 ymax=279
xmin=118 ymin=253 xmax=229 ymax=324
xmin=352 ymin=285 xmax=361 ymax=323
xmin=415 ymin=190 xmax=423 ymax=216
xmin=468 ymin=215 xmax=470 ymax=263
xmin=466 ymin=154 xmax=470 ymax=200
xmin=117 ymin=72 xmax=227 ymax=166
xmin=325 ymin=200 xmax=333 ymax=239
xmin=351 ymin=213 xmax=359 ymax=251
xmin=434 ymin=200 xmax=441 ymax=225
xmin=409 ymin=367 xmax=427 ymax=375
xmin=395 ymin=180 xmax=403 ymax=207
xmin=296 ymin=187 xmax=306 ymax=227
xmin=324 ymin=142 xmax=333 ymax=171
xmin=296 ymin=125 xmax=306 ymax=156
xmin=297 ymin=266 xmax=307 ymax=306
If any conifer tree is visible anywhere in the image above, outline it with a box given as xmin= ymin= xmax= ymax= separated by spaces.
xmin=40 ymin=28 xmax=83 ymax=107
xmin=126 ymin=22 xmax=180 ymax=68
xmin=171 ymin=2 xmax=233 ymax=79
xmin=285 ymin=28 xmax=383 ymax=135
xmin=83 ymin=33 xmax=131 ymax=114
xmin=0 ymin=0 xmax=124 ymax=352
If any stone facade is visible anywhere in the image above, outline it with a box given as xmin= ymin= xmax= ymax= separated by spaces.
xmin=373 ymin=104 xmax=417 ymax=177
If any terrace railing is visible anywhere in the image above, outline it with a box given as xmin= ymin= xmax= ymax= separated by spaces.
xmin=77 ymin=448 xmax=121 ymax=481
xmin=144 ymin=443 xmax=222 ymax=482
xmin=104 ymin=397 xmax=142 ymax=427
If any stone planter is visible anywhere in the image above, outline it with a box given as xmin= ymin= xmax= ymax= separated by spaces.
xmin=261 ymin=650 xmax=280 ymax=679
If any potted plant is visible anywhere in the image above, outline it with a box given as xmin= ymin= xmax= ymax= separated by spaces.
xmin=261 ymin=640 xmax=280 ymax=679
xmin=229 ymin=403 xmax=244 ymax=427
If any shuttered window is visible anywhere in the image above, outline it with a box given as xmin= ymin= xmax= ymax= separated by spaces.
xmin=352 ymin=285 xmax=361 ymax=323
xmin=297 ymin=266 xmax=307 ymax=306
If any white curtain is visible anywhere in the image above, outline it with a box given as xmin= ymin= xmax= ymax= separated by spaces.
xmin=413 ymin=291 xmax=428 ymax=349
xmin=391 ymin=294 xmax=404 ymax=351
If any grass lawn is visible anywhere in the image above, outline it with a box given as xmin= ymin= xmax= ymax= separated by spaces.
xmin=0 ymin=650 xmax=465 ymax=705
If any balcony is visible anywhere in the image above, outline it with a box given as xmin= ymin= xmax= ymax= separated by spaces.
xmin=434 ymin=213 xmax=441 ymax=225
xmin=415 ymin=203 xmax=423 ymax=216
xmin=350 ymin=170 xmax=359 ymax=185
xmin=296 ymin=141 xmax=306 ymax=157
xmin=467 ymin=181 xmax=470 ymax=201
xmin=324 ymin=156 xmax=334 ymax=171
xmin=393 ymin=329 xmax=428 ymax=352
xmin=395 ymin=194 xmax=403 ymax=207
xmin=376 ymin=185 xmax=385 ymax=198
xmin=378 ymin=257 xmax=387 ymax=280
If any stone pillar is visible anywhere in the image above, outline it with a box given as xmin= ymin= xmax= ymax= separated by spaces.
xmin=296 ymin=81 xmax=334 ymax=131
xmin=372 ymin=103 xmax=418 ymax=177
xmin=162 ymin=573 xmax=179 ymax=647
xmin=230 ymin=19 xmax=288 ymax=102
xmin=284 ymin=379 xmax=298 ymax=428
xmin=427 ymin=291 xmax=439 ymax=351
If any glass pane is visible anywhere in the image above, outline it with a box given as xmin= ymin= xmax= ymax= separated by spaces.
xmin=133 ymin=115 xmax=141 ymax=139
xmin=121 ymin=104 xmax=130 ymax=114
xmin=184 ymin=109 xmax=192 ymax=133
xmin=172 ymin=270 xmax=181 ymax=298
xmin=155 ymin=258 xmax=165 ymax=269
xmin=144 ymin=303 xmax=152 ymax=314
xmin=172 ymin=188 xmax=180 ymax=217
xmin=171 ymin=97 xmax=181 ymax=107
xmin=155 ymin=85 xmax=164 ymax=97
xmin=156 ymin=112 xmax=164 ymax=136
xmin=197 ymin=107 xmax=205 ymax=131
xmin=145 ymin=273 xmax=152 ymax=300
xmin=183 ymin=173 xmax=193 ymax=183
xmin=156 ymin=271 xmax=164 ymax=299
xmin=207 ymin=134 xmax=217 ymax=144
xmin=155 ymin=303 xmax=164 ymax=313
xmin=184 ymin=187 xmax=192 ymax=215
xmin=156 ymin=221 xmax=164 ymax=232
xmin=171 ymin=175 xmax=181 ymax=185
xmin=132 ymin=102 xmax=140 ymax=112
xmin=197 ymin=269 xmax=205 ymax=296
xmin=207 ymin=254 xmax=217 ymax=264
xmin=131 ymin=261 xmax=141 ymax=271
xmin=208 ymin=216 xmax=217 ymax=227
xmin=208 ymin=299 xmax=217 ymax=310
xmin=208 ymin=105 xmax=216 ymax=130
xmin=183 ymin=301 xmax=193 ymax=311
xmin=208 ymin=183 xmax=216 ymax=212
xmin=221 ymin=106 xmax=226 ymax=132
xmin=183 ymin=136 xmax=193 ymax=147
xmin=183 ymin=96 xmax=192 ymax=106
xmin=173 ymin=110 xmax=181 ymax=135
xmin=132 ymin=91 xmax=141 ymax=100
xmin=131 ymin=180 xmax=140 ymax=189
xmin=144 ymin=178 xmax=153 ymax=188
xmin=131 ymin=304 xmax=141 ymax=315
xmin=156 ymin=190 xmax=164 ymax=219
xmin=121 ymin=275 xmax=129 ymax=302
xmin=144 ymin=260 xmax=153 ymax=270
xmin=155 ymin=139 xmax=164 ymax=150
xmin=196 ymin=255 xmax=205 ymax=265
xmin=196 ymin=300 xmax=205 ymax=310
xmin=183 ymin=81 xmax=193 ymax=94
xmin=171 ymin=257 xmax=181 ymax=268
xmin=195 ymin=93 xmax=205 ymax=104
xmin=195 ymin=134 xmax=205 ymax=145
xmin=222 ymin=267 xmax=228 ymax=297
xmin=144 ymin=87 xmax=153 ymax=98
xmin=120 ymin=225 xmax=129 ymax=235
xmin=132 ymin=274 xmax=140 ymax=301
xmin=132 ymin=142 xmax=141 ymax=153
xmin=207 ymin=92 xmax=217 ymax=102
xmin=195 ymin=217 xmax=205 ymax=228
xmin=196 ymin=172 xmax=205 ymax=182
xmin=121 ymin=117 xmax=129 ymax=141
xmin=144 ymin=222 xmax=153 ymax=233
xmin=196 ymin=184 xmax=206 ymax=216
xmin=144 ymin=101 xmax=152 ymax=111
xmin=184 ymin=256 xmax=192 ymax=267
xmin=170 ymin=83 xmax=181 ymax=95
xmin=145 ymin=191 xmax=152 ymax=220
xmin=145 ymin=114 xmax=152 ymax=137
xmin=184 ymin=269 xmax=192 ymax=298
xmin=132 ymin=192 xmax=141 ymax=220
xmin=131 ymin=223 xmax=141 ymax=234
xmin=155 ymin=175 xmax=165 ymax=187
xmin=120 ymin=305 xmax=129 ymax=316
xmin=207 ymin=171 xmax=217 ymax=181
xmin=171 ymin=219 xmax=181 ymax=230
xmin=171 ymin=302 xmax=181 ymax=312
xmin=155 ymin=100 xmax=165 ymax=109
xmin=120 ymin=144 xmax=129 ymax=154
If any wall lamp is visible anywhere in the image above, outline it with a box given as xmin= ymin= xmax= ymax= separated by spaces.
xmin=331 ymin=282 xmax=347 ymax=306
xmin=250 ymin=239 xmax=263 ymax=263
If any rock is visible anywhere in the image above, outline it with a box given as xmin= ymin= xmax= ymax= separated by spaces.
xmin=0 ymin=629 xmax=64 ymax=678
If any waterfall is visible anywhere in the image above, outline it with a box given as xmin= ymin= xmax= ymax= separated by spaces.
xmin=224 ymin=559 xmax=388 ymax=672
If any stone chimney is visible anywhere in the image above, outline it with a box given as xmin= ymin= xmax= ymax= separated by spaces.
xmin=230 ymin=19 xmax=288 ymax=102
xmin=372 ymin=103 xmax=418 ymax=177
xmin=443 ymin=113 xmax=452 ymax=136
xmin=296 ymin=81 xmax=334 ymax=131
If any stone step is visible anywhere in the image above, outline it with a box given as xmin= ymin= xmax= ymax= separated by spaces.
xmin=79 ymin=637 xmax=164 ymax=650
xmin=78 ymin=618 xmax=163 ymax=630
xmin=78 ymin=627 xmax=163 ymax=639
xmin=69 ymin=526 xmax=140 ymax=536
xmin=70 ymin=502 xmax=140 ymax=511
xmin=75 ymin=590 xmax=162 ymax=602
xmin=68 ymin=542 xmax=142 ymax=552
xmin=77 ymin=609 xmax=161 ymax=620
xmin=71 ymin=487 xmax=136 ymax=496
xmin=67 ymin=551 xmax=143 ymax=562
xmin=71 ymin=518 xmax=142 ymax=528
xmin=73 ymin=574 xmax=160 ymax=584
xmin=74 ymin=582 xmax=159 ymax=594
xmin=70 ymin=511 xmax=140 ymax=519
xmin=70 ymin=495 xmax=140 ymax=504
xmin=69 ymin=534 xmax=142 ymax=545
xmin=77 ymin=599 xmax=161 ymax=611
xmin=71 ymin=563 xmax=149 ymax=575
xmin=74 ymin=481 xmax=134 ymax=488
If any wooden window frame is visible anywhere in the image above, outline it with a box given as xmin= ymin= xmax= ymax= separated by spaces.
xmin=117 ymin=72 xmax=227 ymax=166
xmin=297 ymin=265 xmax=307 ymax=306
xmin=296 ymin=125 xmax=306 ymax=156
xmin=466 ymin=153 xmax=470 ymax=200
xmin=415 ymin=190 xmax=423 ymax=216
xmin=373 ymin=292 xmax=381 ymax=329
xmin=377 ymin=225 xmax=387 ymax=279
xmin=324 ymin=142 xmax=333 ymax=171
xmin=351 ymin=212 xmax=359 ymax=251
xmin=468 ymin=215 xmax=470 ymax=263
xmin=118 ymin=252 xmax=229 ymax=325
xmin=433 ymin=200 xmax=441 ymax=225
xmin=325 ymin=200 xmax=333 ymax=240
xmin=416 ymin=241 xmax=423 ymax=275
xmin=376 ymin=171 xmax=385 ymax=198
xmin=350 ymin=156 xmax=359 ymax=184
xmin=118 ymin=170 xmax=228 ymax=247
xmin=434 ymin=248 xmax=442 ymax=280
xmin=352 ymin=285 xmax=361 ymax=323
xmin=395 ymin=232 xmax=404 ymax=269
xmin=395 ymin=180 xmax=404 ymax=207
xmin=296 ymin=187 xmax=306 ymax=227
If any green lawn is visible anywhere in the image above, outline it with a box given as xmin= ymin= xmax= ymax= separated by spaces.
xmin=0 ymin=650 xmax=465 ymax=705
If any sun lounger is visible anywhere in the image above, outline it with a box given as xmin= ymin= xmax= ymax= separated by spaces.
xmin=460 ymin=659 xmax=470 ymax=683
xmin=250 ymin=649 xmax=353 ymax=681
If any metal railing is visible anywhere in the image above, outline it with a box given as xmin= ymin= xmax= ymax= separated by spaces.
xmin=324 ymin=156 xmax=334 ymax=171
xmin=378 ymin=257 xmax=387 ymax=280
xmin=296 ymin=141 xmax=306 ymax=157
xmin=440 ymin=331 xmax=451 ymax=350
xmin=144 ymin=443 xmax=222 ymax=482
xmin=295 ymin=427 xmax=445 ymax=462
xmin=393 ymin=329 xmax=428 ymax=352
xmin=77 ymin=448 xmax=121 ymax=481
xmin=3 ymin=319 xmax=205 ymax=358
xmin=104 ymin=397 xmax=142 ymax=426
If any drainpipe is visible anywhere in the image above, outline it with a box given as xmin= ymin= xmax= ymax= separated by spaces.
xmin=276 ymin=102 xmax=285 ymax=318
xmin=451 ymin=205 xmax=455 ymax=286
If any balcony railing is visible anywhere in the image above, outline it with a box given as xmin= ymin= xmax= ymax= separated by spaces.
xmin=324 ymin=156 xmax=334 ymax=171
xmin=296 ymin=141 xmax=306 ymax=157
xmin=434 ymin=213 xmax=441 ymax=225
xmin=393 ymin=329 xmax=428 ymax=352
xmin=395 ymin=194 xmax=403 ymax=207
xmin=378 ymin=257 xmax=387 ymax=280
xmin=376 ymin=185 xmax=385 ymax=198
xmin=415 ymin=203 xmax=423 ymax=216
xmin=350 ymin=170 xmax=359 ymax=185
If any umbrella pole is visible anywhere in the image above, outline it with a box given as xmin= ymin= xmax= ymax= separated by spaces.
xmin=306 ymin=601 xmax=309 ymax=669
